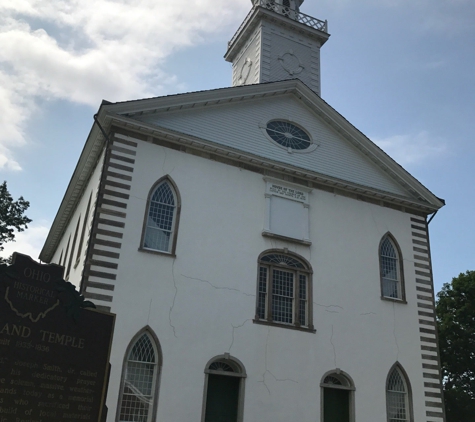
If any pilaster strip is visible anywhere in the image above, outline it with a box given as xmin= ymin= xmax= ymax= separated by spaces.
xmin=110 ymin=153 xmax=136 ymax=164
xmin=98 ymin=218 xmax=125 ymax=229
xmin=96 ymin=229 xmax=123 ymax=239
xmin=411 ymin=215 xmax=446 ymax=421
xmin=81 ymin=129 xmax=140 ymax=311
xmin=103 ymin=189 xmax=130 ymax=200
xmin=420 ymin=338 xmax=437 ymax=345
xmin=110 ymin=145 xmax=137 ymax=156
xmin=83 ymin=292 xmax=113 ymax=302
xmin=87 ymin=281 xmax=115 ymax=291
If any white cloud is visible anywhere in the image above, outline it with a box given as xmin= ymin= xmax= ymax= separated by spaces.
xmin=373 ymin=131 xmax=447 ymax=166
xmin=0 ymin=222 xmax=50 ymax=262
xmin=0 ymin=0 xmax=249 ymax=170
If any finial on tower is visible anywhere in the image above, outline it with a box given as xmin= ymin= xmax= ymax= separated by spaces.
xmin=251 ymin=0 xmax=304 ymax=14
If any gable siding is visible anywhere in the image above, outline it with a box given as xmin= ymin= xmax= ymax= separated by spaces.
xmin=134 ymin=95 xmax=409 ymax=197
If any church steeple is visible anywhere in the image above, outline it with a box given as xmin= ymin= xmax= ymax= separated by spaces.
xmin=225 ymin=0 xmax=329 ymax=95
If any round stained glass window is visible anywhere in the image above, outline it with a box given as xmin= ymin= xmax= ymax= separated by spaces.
xmin=265 ymin=120 xmax=311 ymax=150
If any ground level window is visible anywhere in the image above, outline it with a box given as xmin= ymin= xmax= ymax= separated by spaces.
xmin=117 ymin=330 xmax=161 ymax=422
xmin=202 ymin=355 xmax=246 ymax=422
xmin=386 ymin=364 xmax=413 ymax=422
xmin=321 ymin=371 xmax=355 ymax=422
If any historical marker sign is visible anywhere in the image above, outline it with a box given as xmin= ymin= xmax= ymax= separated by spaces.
xmin=0 ymin=253 xmax=115 ymax=422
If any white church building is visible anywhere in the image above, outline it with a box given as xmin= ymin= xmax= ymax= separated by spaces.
xmin=40 ymin=1 xmax=446 ymax=421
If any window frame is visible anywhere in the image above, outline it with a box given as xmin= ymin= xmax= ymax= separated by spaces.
xmin=379 ymin=233 xmax=406 ymax=303
xmin=116 ymin=327 xmax=162 ymax=422
xmin=258 ymin=119 xmax=318 ymax=154
xmin=201 ymin=354 xmax=246 ymax=422
xmin=139 ymin=176 xmax=181 ymax=257
xmin=254 ymin=249 xmax=314 ymax=332
xmin=386 ymin=363 xmax=414 ymax=422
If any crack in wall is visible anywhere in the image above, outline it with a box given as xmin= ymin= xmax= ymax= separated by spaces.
xmin=314 ymin=303 xmax=343 ymax=314
xmin=168 ymin=259 xmax=178 ymax=338
xmin=360 ymin=312 xmax=376 ymax=316
xmin=330 ymin=325 xmax=337 ymax=368
xmin=181 ymin=274 xmax=255 ymax=297
xmin=147 ymin=298 xmax=152 ymax=325
xmin=258 ymin=327 xmax=272 ymax=395
xmin=258 ymin=327 xmax=298 ymax=395
xmin=161 ymin=145 xmax=168 ymax=172
xmin=392 ymin=302 xmax=400 ymax=361
xmin=368 ymin=203 xmax=385 ymax=237
xmin=228 ymin=319 xmax=252 ymax=352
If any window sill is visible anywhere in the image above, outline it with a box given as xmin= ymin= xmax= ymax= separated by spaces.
xmin=253 ymin=319 xmax=316 ymax=333
xmin=138 ymin=247 xmax=176 ymax=258
xmin=380 ymin=296 xmax=407 ymax=304
xmin=261 ymin=231 xmax=312 ymax=246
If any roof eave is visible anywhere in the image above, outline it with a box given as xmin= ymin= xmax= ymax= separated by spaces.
xmin=106 ymin=112 xmax=443 ymax=214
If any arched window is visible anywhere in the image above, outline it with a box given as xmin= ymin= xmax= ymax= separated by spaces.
xmin=386 ymin=364 xmax=413 ymax=422
xmin=141 ymin=177 xmax=180 ymax=255
xmin=255 ymin=250 xmax=313 ymax=331
xmin=117 ymin=330 xmax=162 ymax=422
xmin=321 ymin=371 xmax=355 ymax=422
xmin=202 ymin=355 xmax=246 ymax=422
xmin=379 ymin=234 xmax=405 ymax=301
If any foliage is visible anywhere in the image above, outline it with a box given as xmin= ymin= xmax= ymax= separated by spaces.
xmin=436 ymin=270 xmax=475 ymax=421
xmin=0 ymin=181 xmax=32 ymax=264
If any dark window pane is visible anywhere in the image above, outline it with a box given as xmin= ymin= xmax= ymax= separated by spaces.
xmin=204 ymin=375 xmax=240 ymax=422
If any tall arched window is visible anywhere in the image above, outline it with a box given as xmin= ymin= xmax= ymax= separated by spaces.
xmin=117 ymin=330 xmax=162 ymax=422
xmin=386 ymin=364 xmax=413 ymax=422
xmin=321 ymin=370 xmax=355 ymax=422
xmin=379 ymin=234 xmax=405 ymax=301
xmin=201 ymin=355 xmax=246 ymax=422
xmin=255 ymin=250 xmax=314 ymax=331
xmin=141 ymin=177 xmax=180 ymax=255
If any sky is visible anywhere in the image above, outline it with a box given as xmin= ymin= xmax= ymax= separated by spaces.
xmin=0 ymin=0 xmax=473 ymax=295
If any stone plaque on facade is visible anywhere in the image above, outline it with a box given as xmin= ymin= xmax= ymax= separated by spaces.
xmin=0 ymin=253 xmax=115 ymax=422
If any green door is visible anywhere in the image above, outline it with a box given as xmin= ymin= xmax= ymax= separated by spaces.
xmin=324 ymin=388 xmax=350 ymax=422
xmin=204 ymin=374 xmax=240 ymax=422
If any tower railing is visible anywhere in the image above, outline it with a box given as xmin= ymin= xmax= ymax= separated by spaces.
xmin=228 ymin=0 xmax=328 ymax=47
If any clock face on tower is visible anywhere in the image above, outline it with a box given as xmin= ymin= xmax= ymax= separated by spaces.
xmin=238 ymin=58 xmax=252 ymax=85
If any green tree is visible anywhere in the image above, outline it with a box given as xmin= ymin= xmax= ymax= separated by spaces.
xmin=0 ymin=181 xmax=32 ymax=264
xmin=436 ymin=270 xmax=475 ymax=421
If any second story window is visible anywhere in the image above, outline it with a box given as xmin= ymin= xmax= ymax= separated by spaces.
xmin=255 ymin=250 xmax=314 ymax=331
xmin=141 ymin=178 xmax=180 ymax=255
xmin=379 ymin=234 xmax=405 ymax=302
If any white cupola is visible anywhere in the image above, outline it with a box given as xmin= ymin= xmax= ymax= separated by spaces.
xmin=225 ymin=0 xmax=329 ymax=95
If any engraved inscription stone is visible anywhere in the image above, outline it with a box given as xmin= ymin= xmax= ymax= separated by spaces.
xmin=0 ymin=253 xmax=115 ymax=422
xmin=268 ymin=183 xmax=308 ymax=202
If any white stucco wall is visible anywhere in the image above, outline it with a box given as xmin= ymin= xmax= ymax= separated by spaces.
xmin=101 ymin=139 xmax=427 ymax=422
